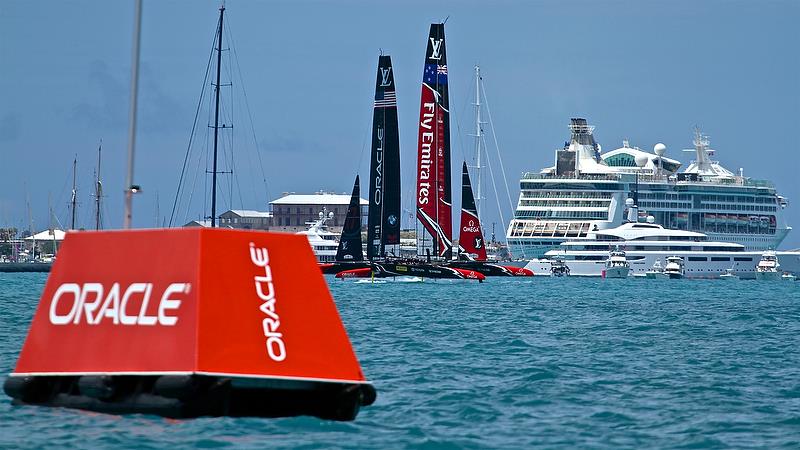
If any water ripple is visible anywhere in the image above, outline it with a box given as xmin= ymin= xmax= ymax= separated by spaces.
xmin=1 ymin=274 xmax=799 ymax=448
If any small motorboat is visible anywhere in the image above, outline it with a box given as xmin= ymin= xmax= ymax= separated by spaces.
xmin=549 ymin=256 xmax=570 ymax=277
xmin=782 ymin=272 xmax=796 ymax=282
xmin=664 ymin=256 xmax=685 ymax=279
xmin=602 ymin=248 xmax=630 ymax=279
xmin=755 ymin=250 xmax=781 ymax=281
xmin=645 ymin=259 xmax=668 ymax=279
xmin=719 ymin=268 xmax=739 ymax=280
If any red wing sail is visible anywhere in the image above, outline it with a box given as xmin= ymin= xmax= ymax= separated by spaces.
xmin=416 ymin=23 xmax=452 ymax=258
xmin=458 ymin=162 xmax=487 ymax=261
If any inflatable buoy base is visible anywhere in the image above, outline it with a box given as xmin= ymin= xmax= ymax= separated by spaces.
xmin=4 ymin=374 xmax=377 ymax=421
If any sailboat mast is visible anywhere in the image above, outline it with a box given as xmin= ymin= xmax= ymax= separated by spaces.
xmin=123 ymin=0 xmax=142 ymax=229
xmin=473 ymin=65 xmax=482 ymax=226
xmin=95 ymin=142 xmax=102 ymax=230
xmin=210 ymin=5 xmax=225 ymax=228
xmin=70 ymin=156 xmax=77 ymax=230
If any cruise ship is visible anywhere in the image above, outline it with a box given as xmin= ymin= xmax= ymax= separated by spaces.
xmin=506 ymin=118 xmax=790 ymax=258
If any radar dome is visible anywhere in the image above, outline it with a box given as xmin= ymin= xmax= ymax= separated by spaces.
xmin=634 ymin=154 xmax=649 ymax=167
xmin=625 ymin=198 xmax=635 ymax=206
xmin=318 ymin=211 xmax=324 ymax=219
xmin=654 ymin=143 xmax=666 ymax=156
xmin=646 ymin=215 xmax=655 ymax=224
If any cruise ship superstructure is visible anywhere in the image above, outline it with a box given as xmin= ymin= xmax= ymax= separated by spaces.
xmin=507 ymin=118 xmax=791 ymax=258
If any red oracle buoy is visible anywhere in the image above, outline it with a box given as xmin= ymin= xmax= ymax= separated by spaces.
xmin=4 ymin=228 xmax=376 ymax=421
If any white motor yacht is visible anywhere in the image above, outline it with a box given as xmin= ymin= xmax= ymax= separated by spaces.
xmin=664 ymin=256 xmax=685 ymax=279
xmin=524 ymin=221 xmax=800 ymax=279
xmin=603 ymin=248 xmax=630 ymax=278
xmin=549 ymin=256 xmax=570 ymax=277
xmin=719 ymin=268 xmax=739 ymax=280
xmin=296 ymin=208 xmax=341 ymax=263
xmin=644 ymin=259 xmax=669 ymax=279
xmin=755 ymin=250 xmax=781 ymax=281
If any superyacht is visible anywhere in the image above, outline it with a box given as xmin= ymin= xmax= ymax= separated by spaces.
xmin=507 ymin=119 xmax=790 ymax=258
xmin=523 ymin=219 xmax=800 ymax=279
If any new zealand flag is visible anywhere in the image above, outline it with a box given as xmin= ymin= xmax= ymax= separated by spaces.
xmin=423 ymin=64 xmax=448 ymax=85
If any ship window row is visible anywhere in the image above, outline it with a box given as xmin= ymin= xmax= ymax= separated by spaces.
xmin=643 ymin=211 xmax=777 ymax=235
xmin=515 ymin=210 xmax=608 ymax=220
xmin=520 ymin=182 xmax=624 ymax=191
xmin=637 ymin=193 xmax=692 ymax=201
xmin=520 ymin=190 xmax=613 ymax=200
xmin=638 ymin=201 xmax=692 ymax=209
xmin=509 ymin=221 xmax=593 ymax=238
xmin=701 ymin=203 xmax=776 ymax=212
xmin=519 ymin=200 xmax=610 ymax=208
xmin=697 ymin=194 xmax=776 ymax=204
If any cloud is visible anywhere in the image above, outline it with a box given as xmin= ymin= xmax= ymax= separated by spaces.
xmin=70 ymin=60 xmax=184 ymax=134
xmin=70 ymin=60 xmax=128 ymax=130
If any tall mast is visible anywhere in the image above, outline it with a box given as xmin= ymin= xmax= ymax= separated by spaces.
xmin=26 ymin=188 xmax=34 ymax=259
xmin=70 ymin=155 xmax=77 ymax=230
xmin=123 ymin=0 xmax=142 ymax=229
xmin=210 ymin=5 xmax=225 ymax=228
xmin=95 ymin=141 xmax=102 ymax=230
xmin=472 ymin=65 xmax=483 ymax=225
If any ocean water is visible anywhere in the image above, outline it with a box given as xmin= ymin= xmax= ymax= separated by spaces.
xmin=1 ymin=272 xmax=799 ymax=449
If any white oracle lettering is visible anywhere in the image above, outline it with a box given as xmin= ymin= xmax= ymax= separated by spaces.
xmin=267 ymin=337 xmax=287 ymax=362
xmin=374 ymin=126 xmax=384 ymax=205
xmin=48 ymin=282 xmax=188 ymax=326
xmin=158 ymin=283 xmax=188 ymax=326
xmin=73 ymin=283 xmax=103 ymax=325
xmin=49 ymin=283 xmax=81 ymax=325
xmin=250 ymin=242 xmax=286 ymax=362
xmin=136 ymin=284 xmax=158 ymax=326
xmin=95 ymin=283 xmax=121 ymax=325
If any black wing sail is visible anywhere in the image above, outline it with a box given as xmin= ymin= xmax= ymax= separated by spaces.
xmin=336 ymin=176 xmax=364 ymax=261
xmin=458 ymin=162 xmax=487 ymax=261
xmin=367 ymin=55 xmax=401 ymax=259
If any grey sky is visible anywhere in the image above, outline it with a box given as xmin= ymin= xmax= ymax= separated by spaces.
xmin=1 ymin=0 xmax=798 ymax=248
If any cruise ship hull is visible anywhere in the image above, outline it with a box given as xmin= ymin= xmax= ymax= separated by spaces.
xmin=525 ymin=251 xmax=800 ymax=279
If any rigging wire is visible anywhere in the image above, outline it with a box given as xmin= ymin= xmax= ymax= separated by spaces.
xmin=227 ymin=22 xmax=272 ymax=204
xmin=480 ymin=78 xmax=516 ymax=219
xmin=168 ymin=25 xmax=217 ymax=227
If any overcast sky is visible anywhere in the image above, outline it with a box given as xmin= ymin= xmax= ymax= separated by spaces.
xmin=1 ymin=0 xmax=798 ymax=248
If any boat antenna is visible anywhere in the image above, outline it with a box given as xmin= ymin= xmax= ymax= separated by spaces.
xmin=210 ymin=4 xmax=225 ymax=228
xmin=70 ymin=155 xmax=77 ymax=230
xmin=123 ymin=0 xmax=143 ymax=229
xmin=442 ymin=15 xmax=450 ymax=24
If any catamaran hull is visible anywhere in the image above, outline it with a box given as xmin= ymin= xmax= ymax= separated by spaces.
xmin=376 ymin=263 xmax=483 ymax=281
xmin=319 ymin=262 xmax=371 ymax=275
xmin=446 ymin=261 xmax=533 ymax=277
